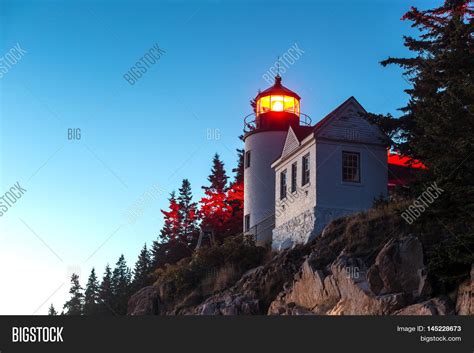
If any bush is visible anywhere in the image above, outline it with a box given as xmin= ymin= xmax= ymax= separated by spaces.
xmin=151 ymin=235 xmax=267 ymax=304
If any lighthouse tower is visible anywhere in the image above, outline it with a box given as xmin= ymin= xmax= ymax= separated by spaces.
xmin=243 ymin=75 xmax=308 ymax=245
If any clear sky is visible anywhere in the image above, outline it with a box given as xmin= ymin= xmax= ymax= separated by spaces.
xmin=0 ymin=0 xmax=438 ymax=314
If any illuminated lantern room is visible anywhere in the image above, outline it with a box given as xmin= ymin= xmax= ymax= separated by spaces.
xmin=256 ymin=76 xmax=300 ymax=116
xmin=249 ymin=75 xmax=304 ymax=131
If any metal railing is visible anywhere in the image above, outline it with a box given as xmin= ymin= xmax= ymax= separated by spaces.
xmin=243 ymin=213 xmax=275 ymax=245
xmin=243 ymin=112 xmax=312 ymax=133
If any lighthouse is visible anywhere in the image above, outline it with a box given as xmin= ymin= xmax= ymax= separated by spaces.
xmin=243 ymin=75 xmax=311 ymax=245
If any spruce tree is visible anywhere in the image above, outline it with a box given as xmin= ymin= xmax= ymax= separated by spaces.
xmin=111 ymin=254 xmax=132 ymax=315
xmin=202 ymin=153 xmax=228 ymax=193
xmin=63 ymin=273 xmax=83 ymax=315
xmin=177 ymin=179 xmax=199 ymax=245
xmin=379 ymin=1 xmax=473 ymax=206
xmin=98 ymin=265 xmax=115 ymax=315
xmin=158 ymin=191 xmax=181 ymax=243
xmin=372 ymin=0 xmax=473 ymax=284
xmin=48 ymin=304 xmax=57 ymax=316
xmin=200 ymin=153 xmax=236 ymax=239
xmin=132 ymin=244 xmax=151 ymax=291
xmin=83 ymin=268 xmax=100 ymax=315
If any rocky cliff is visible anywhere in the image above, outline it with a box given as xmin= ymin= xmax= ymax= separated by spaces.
xmin=128 ymin=207 xmax=473 ymax=316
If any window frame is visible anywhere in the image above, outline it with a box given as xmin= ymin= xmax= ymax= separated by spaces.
xmin=280 ymin=170 xmax=287 ymax=200
xmin=291 ymin=162 xmax=297 ymax=193
xmin=245 ymin=150 xmax=251 ymax=169
xmin=342 ymin=151 xmax=361 ymax=183
xmin=244 ymin=214 xmax=250 ymax=232
xmin=302 ymin=153 xmax=310 ymax=186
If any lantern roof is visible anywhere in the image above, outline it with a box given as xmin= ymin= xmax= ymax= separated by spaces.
xmin=255 ymin=75 xmax=301 ymax=101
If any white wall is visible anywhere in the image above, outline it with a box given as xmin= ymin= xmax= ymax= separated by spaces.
xmin=274 ymin=140 xmax=316 ymax=227
xmin=244 ymin=130 xmax=287 ymax=245
xmin=315 ymin=140 xmax=387 ymax=211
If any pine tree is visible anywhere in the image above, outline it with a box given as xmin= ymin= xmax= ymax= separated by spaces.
xmin=379 ymin=1 xmax=473 ymax=205
xmin=83 ymin=268 xmax=100 ymax=315
xmin=202 ymin=153 xmax=228 ymax=194
xmin=98 ymin=265 xmax=115 ymax=315
xmin=132 ymin=244 xmax=151 ymax=291
xmin=63 ymin=273 xmax=83 ymax=315
xmin=200 ymin=153 xmax=238 ymax=239
xmin=372 ymin=0 xmax=474 ymax=284
xmin=177 ymin=179 xmax=199 ymax=246
xmin=48 ymin=304 xmax=57 ymax=316
xmin=111 ymin=254 xmax=132 ymax=315
xmin=158 ymin=191 xmax=181 ymax=243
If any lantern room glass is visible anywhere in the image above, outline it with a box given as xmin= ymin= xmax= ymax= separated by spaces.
xmin=256 ymin=95 xmax=300 ymax=117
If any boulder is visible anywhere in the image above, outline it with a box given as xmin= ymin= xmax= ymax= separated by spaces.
xmin=395 ymin=297 xmax=454 ymax=315
xmin=269 ymin=253 xmax=407 ymax=315
xmin=269 ymin=236 xmax=432 ymax=315
xmin=367 ymin=235 xmax=430 ymax=298
xmin=127 ymin=286 xmax=160 ymax=315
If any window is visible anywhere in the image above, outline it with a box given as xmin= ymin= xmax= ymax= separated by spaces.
xmin=280 ymin=170 xmax=287 ymax=200
xmin=302 ymin=154 xmax=310 ymax=186
xmin=245 ymin=150 xmax=251 ymax=169
xmin=342 ymin=151 xmax=360 ymax=183
xmin=291 ymin=162 xmax=297 ymax=193
xmin=244 ymin=214 xmax=250 ymax=232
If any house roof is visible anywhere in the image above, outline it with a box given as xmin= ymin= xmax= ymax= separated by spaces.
xmin=291 ymin=125 xmax=314 ymax=142
xmin=255 ymin=75 xmax=301 ymax=101
xmin=271 ymin=96 xmax=376 ymax=169
xmin=312 ymin=96 xmax=366 ymax=135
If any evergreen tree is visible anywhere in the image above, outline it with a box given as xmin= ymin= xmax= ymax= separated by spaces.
xmin=111 ymin=255 xmax=132 ymax=315
xmin=132 ymin=244 xmax=151 ymax=291
xmin=177 ymin=179 xmax=199 ymax=245
xmin=63 ymin=273 xmax=83 ymax=315
xmin=202 ymin=153 xmax=228 ymax=193
xmin=378 ymin=1 xmax=473 ymax=205
xmin=83 ymin=268 xmax=100 ymax=315
xmin=371 ymin=0 xmax=474 ymax=284
xmin=98 ymin=265 xmax=115 ymax=315
xmin=151 ymin=190 xmax=194 ymax=268
xmin=158 ymin=191 xmax=181 ymax=243
xmin=48 ymin=304 xmax=57 ymax=316
xmin=200 ymin=153 xmax=241 ymax=239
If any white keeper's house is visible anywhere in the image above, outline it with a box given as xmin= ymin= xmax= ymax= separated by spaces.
xmin=243 ymin=75 xmax=388 ymax=250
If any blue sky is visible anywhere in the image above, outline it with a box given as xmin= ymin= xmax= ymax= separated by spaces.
xmin=0 ymin=0 xmax=438 ymax=314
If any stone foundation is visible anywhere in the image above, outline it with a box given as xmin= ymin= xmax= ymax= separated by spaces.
xmin=272 ymin=209 xmax=316 ymax=250
xmin=272 ymin=206 xmax=362 ymax=250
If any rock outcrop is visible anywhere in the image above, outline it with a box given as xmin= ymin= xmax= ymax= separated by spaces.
xmin=128 ymin=286 xmax=160 ymax=316
xmin=128 ymin=245 xmax=310 ymax=315
xmin=269 ymin=236 xmax=438 ymax=315
xmin=128 ymin=210 xmax=471 ymax=316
